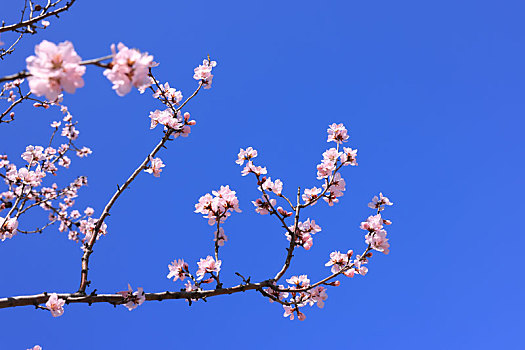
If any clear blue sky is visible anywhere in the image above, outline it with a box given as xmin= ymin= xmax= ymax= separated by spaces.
xmin=1 ymin=0 xmax=524 ymax=348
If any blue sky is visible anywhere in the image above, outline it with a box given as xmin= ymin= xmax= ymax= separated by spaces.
xmin=1 ymin=0 xmax=524 ymax=348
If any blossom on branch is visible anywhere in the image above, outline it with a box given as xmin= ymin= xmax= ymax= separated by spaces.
xmin=193 ymin=59 xmax=217 ymax=89
xmin=167 ymin=259 xmax=188 ymax=282
xmin=144 ymin=156 xmax=165 ymax=177
xmin=117 ymin=284 xmax=145 ymax=311
xmin=104 ymin=43 xmax=156 ymax=96
xmin=196 ymin=256 xmax=221 ymax=280
xmin=26 ymin=40 xmax=86 ymax=101
xmin=194 ymin=185 xmax=241 ymax=225
xmin=45 ymin=293 xmax=65 ymax=317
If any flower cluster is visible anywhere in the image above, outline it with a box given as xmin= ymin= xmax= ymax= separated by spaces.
xmin=152 ymin=82 xmax=183 ymax=105
xmin=193 ymin=59 xmax=217 ymax=89
xmin=144 ymin=156 xmax=165 ymax=177
xmin=26 ymin=40 xmax=86 ymax=101
xmin=286 ymin=218 xmax=322 ymax=250
xmin=148 ymin=109 xmax=195 ymax=137
xmin=194 ymin=185 xmax=241 ymax=225
xmin=0 ymin=106 xmax=94 ymax=244
xmin=104 ymin=42 xmax=156 ymax=96
xmin=167 ymin=259 xmax=188 ymax=282
xmin=264 ymin=275 xmax=328 ymax=321
xmin=196 ymin=256 xmax=221 ymax=280
xmin=117 ymin=284 xmax=146 ymax=311
xmin=362 ymin=213 xmax=391 ymax=255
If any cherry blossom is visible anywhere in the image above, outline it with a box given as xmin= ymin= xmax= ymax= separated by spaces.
xmin=194 ymin=185 xmax=241 ymax=225
xmin=0 ymin=217 xmax=18 ymax=241
xmin=144 ymin=156 xmax=165 ymax=177
xmin=214 ymin=227 xmax=228 ymax=246
xmin=193 ymin=59 xmax=217 ymax=89
xmin=241 ymin=161 xmax=267 ymax=177
xmin=45 ymin=293 xmax=65 ymax=317
xmin=167 ymin=259 xmax=188 ymax=282
xmin=308 ymin=286 xmax=328 ymax=308
xmin=327 ymin=123 xmax=349 ymax=144
xmin=26 ymin=40 xmax=85 ymax=101
xmin=152 ymin=82 xmax=183 ymax=105
xmin=360 ymin=214 xmax=384 ymax=232
xmin=236 ymin=147 xmax=258 ymax=165
xmin=252 ymin=197 xmax=276 ymax=215
xmin=196 ymin=256 xmax=221 ymax=280
xmin=103 ymin=43 xmax=156 ymax=96
xmin=368 ymin=192 xmax=393 ymax=209
xmin=365 ymin=230 xmax=390 ymax=254
xmin=117 ymin=284 xmax=145 ymax=311
xmin=341 ymin=147 xmax=358 ymax=166
xmin=302 ymin=187 xmax=322 ymax=205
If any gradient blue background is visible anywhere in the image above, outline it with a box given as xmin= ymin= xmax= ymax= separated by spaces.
xmin=1 ymin=0 xmax=524 ymax=349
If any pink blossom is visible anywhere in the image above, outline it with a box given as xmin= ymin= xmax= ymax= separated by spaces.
xmin=152 ymin=82 xmax=183 ymax=105
xmin=365 ymin=230 xmax=390 ymax=254
xmin=21 ymin=145 xmax=45 ymax=165
xmin=84 ymin=207 xmax=94 ymax=216
xmin=167 ymin=259 xmax=188 ymax=282
xmin=322 ymin=148 xmax=342 ymax=162
xmin=76 ymin=147 xmax=92 ymax=158
xmin=26 ymin=40 xmax=86 ymax=101
xmin=104 ymin=43 xmax=156 ymax=96
xmin=27 ymin=346 xmax=42 ymax=350
xmin=0 ymin=217 xmax=18 ymax=241
xmin=368 ymin=192 xmax=393 ymax=209
xmin=360 ymin=214 xmax=383 ymax=232
xmin=327 ymin=123 xmax=349 ymax=144
xmin=45 ymin=293 xmax=65 ymax=317
xmin=193 ymin=59 xmax=217 ymax=89
xmin=241 ymin=161 xmax=267 ymax=177
xmin=236 ymin=147 xmax=258 ymax=165
xmin=252 ymin=197 xmax=276 ymax=215
xmin=50 ymin=121 xmax=61 ymax=128
xmin=286 ymin=275 xmax=310 ymax=289
xmin=316 ymin=159 xmax=335 ymax=179
xmin=341 ymin=147 xmax=358 ymax=166
xmin=325 ymin=251 xmax=349 ymax=274
xmin=264 ymin=283 xmax=289 ymax=303
xmin=144 ymin=156 xmax=165 ymax=177
xmin=308 ymin=286 xmax=328 ymax=308
xmin=195 ymin=185 xmax=241 ymax=225
xmin=117 ymin=284 xmax=146 ymax=311
xmin=283 ymin=305 xmax=295 ymax=320
xmin=302 ymin=187 xmax=322 ymax=205
xmin=214 ymin=227 xmax=228 ymax=246
xmin=196 ymin=256 xmax=221 ymax=280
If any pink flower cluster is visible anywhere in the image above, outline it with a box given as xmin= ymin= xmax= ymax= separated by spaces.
xmin=26 ymin=40 xmax=86 ymax=101
xmin=117 ymin=284 xmax=146 ymax=311
xmin=269 ymin=275 xmax=328 ymax=321
xmin=193 ymin=59 xmax=217 ymax=89
xmin=325 ymin=250 xmax=358 ymax=277
xmin=196 ymin=256 xmax=221 ymax=280
xmin=362 ymin=213 xmax=390 ymax=255
xmin=104 ymin=43 xmax=156 ymax=96
xmin=148 ymin=109 xmax=195 ymax=137
xmin=194 ymin=185 xmax=241 ymax=225
xmin=286 ymin=218 xmax=321 ymax=250
xmin=152 ymin=82 xmax=183 ymax=105
xmin=0 ymin=105 xmax=96 ymax=244
xmin=167 ymin=259 xmax=188 ymax=282
xmin=144 ymin=156 xmax=165 ymax=177
xmin=0 ymin=217 xmax=18 ymax=241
